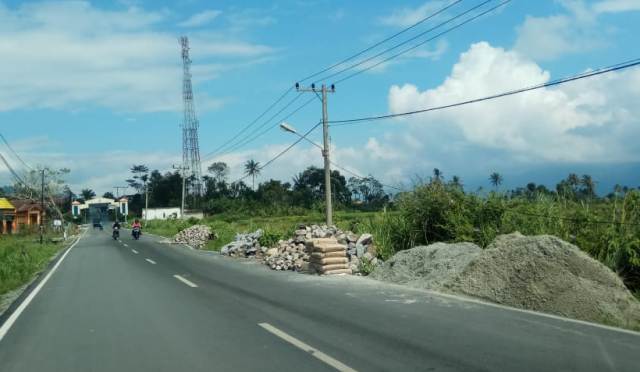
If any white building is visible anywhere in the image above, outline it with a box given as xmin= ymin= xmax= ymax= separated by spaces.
xmin=142 ymin=207 xmax=181 ymax=220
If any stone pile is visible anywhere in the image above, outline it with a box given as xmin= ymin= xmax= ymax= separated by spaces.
xmin=307 ymin=238 xmax=351 ymax=275
xmin=173 ymin=225 xmax=216 ymax=249
xmin=220 ymin=229 xmax=264 ymax=257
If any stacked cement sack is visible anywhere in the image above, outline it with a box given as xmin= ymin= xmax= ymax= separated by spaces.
xmin=307 ymin=238 xmax=351 ymax=275
xmin=173 ymin=224 xmax=216 ymax=249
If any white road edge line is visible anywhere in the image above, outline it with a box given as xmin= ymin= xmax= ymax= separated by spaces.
xmin=173 ymin=275 xmax=198 ymax=288
xmin=145 ymin=258 xmax=156 ymax=265
xmin=0 ymin=230 xmax=85 ymax=343
xmin=258 ymin=323 xmax=357 ymax=372
xmin=131 ymin=249 xmax=139 ymax=254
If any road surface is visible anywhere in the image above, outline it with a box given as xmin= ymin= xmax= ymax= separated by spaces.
xmin=0 ymin=228 xmax=639 ymax=371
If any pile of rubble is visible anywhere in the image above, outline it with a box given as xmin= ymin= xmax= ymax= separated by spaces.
xmin=263 ymin=224 xmax=378 ymax=274
xmin=173 ymin=225 xmax=216 ymax=249
xmin=220 ymin=229 xmax=264 ymax=257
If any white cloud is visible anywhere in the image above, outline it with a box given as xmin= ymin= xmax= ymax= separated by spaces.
xmin=0 ymin=2 xmax=273 ymax=113
xmin=178 ymin=10 xmax=221 ymax=27
xmin=594 ymin=0 xmax=640 ymax=13
xmin=513 ymin=1 xmax=601 ymax=61
xmin=514 ymin=0 xmax=639 ymax=61
xmin=386 ymin=42 xmax=640 ymax=165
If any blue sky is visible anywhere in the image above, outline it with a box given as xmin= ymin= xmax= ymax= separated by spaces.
xmin=0 ymin=0 xmax=639 ymax=195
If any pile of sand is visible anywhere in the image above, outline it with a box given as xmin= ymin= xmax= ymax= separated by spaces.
xmin=372 ymin=233 xmax=640 ymax=329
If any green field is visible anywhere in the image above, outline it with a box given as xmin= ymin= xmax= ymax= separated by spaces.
xmin=0 ymin=232 xmax=73 ymax=296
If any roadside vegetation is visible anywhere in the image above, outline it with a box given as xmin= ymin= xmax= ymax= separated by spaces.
xmin=126 ymin=162 xmax=639 ymax=294
xmin=0 ymin=232 xmax=72 ymax=296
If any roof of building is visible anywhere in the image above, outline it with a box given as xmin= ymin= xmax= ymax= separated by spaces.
xmin=10 ymin=199 xmax=44 ymax=212
xmin=0 ymin=198 xmax=15 ymax=210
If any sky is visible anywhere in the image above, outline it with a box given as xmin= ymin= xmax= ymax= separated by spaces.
xmin=0 ymin=0 xmax=639 ymax=196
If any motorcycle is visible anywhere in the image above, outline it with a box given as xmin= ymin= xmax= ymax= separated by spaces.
xmin=132 ymin=226 xmax=141 ymax=240
xmin=112 ymin=226 xmax=120 ymax=240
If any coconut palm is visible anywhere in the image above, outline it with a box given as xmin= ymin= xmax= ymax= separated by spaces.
xmin=451 ymin=175 xmax=462 ymax=189
xmin=432 ymin=168 xmax=443 ymax=183
xmin=489 ymin=172 xmax=503 ymax=190
xmin=244 ymin=159 xmax=261 ymax=190
xmin=581 ymin=174 xmax=595 ymax=199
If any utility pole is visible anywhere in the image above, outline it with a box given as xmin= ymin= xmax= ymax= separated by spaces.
xmin=295 ymin=82 xmax=335 ymax=226
xmin=173 ymin=164 xmax=189 ymax=219
xmin=144 ymin=182 xmax=149 ymax=226
xmin=40 ymin=169 xmax=44 ymax=244
xmin=113 ymin=186 xmax=127 ymax=222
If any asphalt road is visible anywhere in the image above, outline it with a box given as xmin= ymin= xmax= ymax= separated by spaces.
xmin=0 ymin=228 xmax=639 ymax=371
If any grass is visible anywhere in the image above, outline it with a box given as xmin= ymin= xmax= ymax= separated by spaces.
xmin=0 ymin=232 xmax=72 ymax=296
xmin=144 ymin=210 xmax=390 ymax=251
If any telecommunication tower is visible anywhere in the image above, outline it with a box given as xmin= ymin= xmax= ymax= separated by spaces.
xmin=180 ymin=36 xmax=203 ymax=197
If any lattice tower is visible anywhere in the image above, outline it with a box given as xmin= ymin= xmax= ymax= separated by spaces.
xmin=180 ymin=36 xmax=203 ymax=197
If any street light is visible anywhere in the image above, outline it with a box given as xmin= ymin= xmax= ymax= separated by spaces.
xmin=280 ymin=121 xmax=333 ymax=226
xmin=279 ymin=122 xmax=323 ymax=150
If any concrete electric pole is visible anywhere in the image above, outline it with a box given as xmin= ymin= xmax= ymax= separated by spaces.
xmin=113 ymin=186 xmax=127 ymax=222
xmin=40 ymin=169 xmax=44 ymax=244
xmin=295 ymin=82 xmax=335 ymax=226
xmin=173 ymin=164 xmax=189 ymax=219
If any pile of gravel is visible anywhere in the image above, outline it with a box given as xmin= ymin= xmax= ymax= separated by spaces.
xmin=372 ymin=233 xmax=640 ymax=329
xmin=370 ymin=242 xmax=481 ymax=290
xmin=173 ymin=225 xmax=216 ymax=249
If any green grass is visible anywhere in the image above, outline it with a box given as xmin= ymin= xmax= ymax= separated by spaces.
xmin=144 ymin=210 xmax=389 ymax=251
xmin=0 ymin=233 xmax=71 ymax=296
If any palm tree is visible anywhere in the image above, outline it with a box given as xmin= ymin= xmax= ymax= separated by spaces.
xmin=581 ymin=174 xmax=596 ymax=199
xmin=489 ymin=172 xmax=503 ymax=190
xmin=244 ymin=159 xmax=261 ymax=190
xmin=432 ymin=168 xmax=443 ymax=183
xmin=451 ymin=175 xmax=462 ymax=189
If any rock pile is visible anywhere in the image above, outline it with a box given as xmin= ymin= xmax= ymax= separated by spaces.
xmin=173 ymin=225 xmax=216 ymax=249
xmin=307 ymin=238 xmax=351 ymax=275
xmin=261 ymin=224 xmax=378 ymax=274
xmin=220 ymin=229 xmax=264 ymax=257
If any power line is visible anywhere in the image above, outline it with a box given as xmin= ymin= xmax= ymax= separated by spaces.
xmin=329 ymin=160 xmax=404 ymax=191
xmin=333 ymin=0 xmax=511 ymax=85
xmin=204 ymin=91 xmax=306 ymax=159
xmin=0 ymin=133 xmax=33 ymax=171
xmin=205 ymin=0 xmax=466 ymax=158
xmin=313 ymin=0 xmax=499 ymax=84
xmin=230 ymin=122 xmax=323 ymax=184
xmin=330 ymin=58 xmax=640 ymax=126
xmin=209 ymin=94 xmax=317 ymax=159
xmin=204 ymin=86 xmax=295 ymax=159
xmin=300 ymin=0 xmax=465 ymax=83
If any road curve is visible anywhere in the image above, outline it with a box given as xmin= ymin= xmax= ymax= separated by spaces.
xmin=0 ymin=228 xmax=638 ymax=371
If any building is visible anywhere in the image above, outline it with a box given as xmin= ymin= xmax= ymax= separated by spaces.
xmin=0 ymin=198 xmax=46 ymax=234
xmin=142 ymin=207 xmax=181 ymax=220
xmin=0 ymin=198 xmax=16 ymax=234
xmin=12 ymin=199 xmax=45 ymax=228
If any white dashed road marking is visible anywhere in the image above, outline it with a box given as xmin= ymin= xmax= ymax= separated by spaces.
xmin=123 ymin=243 xmax=128 ymax=247
xmin=131 ymin=249 xmax=138 ymax=254
xmin=145 ymin=258 xmax=156 ymax=265
xmin=173 ymin=275 xmax=198 ymax=288
xmin=258 ymin=323 xmax=357 ymax=372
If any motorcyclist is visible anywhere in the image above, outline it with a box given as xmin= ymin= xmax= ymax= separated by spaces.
xmin=112 ymin=220 xmax=121 ymax=239
xmin=131 ymin=219 xmax=142 ymax=238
